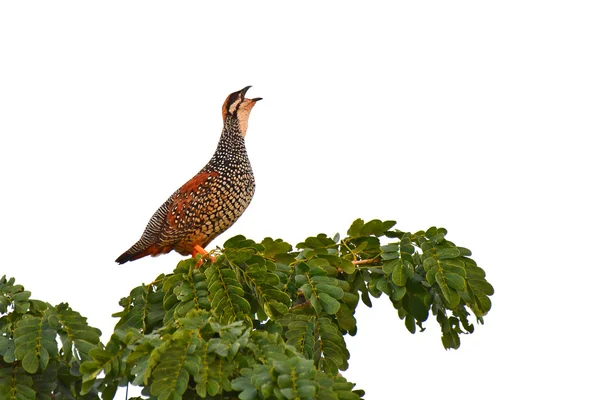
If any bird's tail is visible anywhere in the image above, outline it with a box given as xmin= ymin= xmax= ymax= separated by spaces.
xmin=115 ymin=249 xmax=142 ymax=264
xmin=115 ymin=241 xmax=160 ymax=264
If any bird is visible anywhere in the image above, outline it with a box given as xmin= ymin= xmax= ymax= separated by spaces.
xmin=116 ymin=86 xmax=261 ymax=264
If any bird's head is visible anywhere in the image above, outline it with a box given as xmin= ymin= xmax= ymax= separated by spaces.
xmin=222 ymin=86 xmax=262 ymax=137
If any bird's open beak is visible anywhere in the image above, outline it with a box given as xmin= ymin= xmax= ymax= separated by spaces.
xmin=240 ymin=86 xmax=262 ymax=102
xmin=238 ymin=86 xmax=261 ymax=103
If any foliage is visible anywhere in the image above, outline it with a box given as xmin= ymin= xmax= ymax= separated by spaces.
xmin=0 ymin=276 xmax=102 ymax=399
xmin=0 ymin=219 xmax=494 ymax=399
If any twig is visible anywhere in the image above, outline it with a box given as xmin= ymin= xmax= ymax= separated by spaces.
xmin=352 ymin=258 xmax=378 ymax=265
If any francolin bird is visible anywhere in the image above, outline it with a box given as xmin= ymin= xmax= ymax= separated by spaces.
xmin=116 ymin=86 xmax=260 ymax=264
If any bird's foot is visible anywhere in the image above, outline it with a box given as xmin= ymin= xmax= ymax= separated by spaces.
xmin=192 ymin=244 xmax=216 ymax=267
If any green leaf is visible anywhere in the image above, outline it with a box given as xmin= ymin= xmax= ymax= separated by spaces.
xmin=382 ymin=259 xmax=399 ymax=275
xmin=380 ymin=244 xmax=398 ymax=253
xmin=307 ymin=258 xmax=330 ymax=268
xmin=402 ymin=294 xmax=429 ymax=322
xmin=361 ymin=219 xmax=383 ymax=236
xmin=442 ymin=330 xmax=460 ymax=350
xmin=404 ymin=316 xmax=416 ymax=334
xmin=458 ymin=246 xmax=472 ymax=256
xmin=336 ymin=304 xmax=357 ymax=333
xmin=381 ymin=251 xmax=399 ymax=261
xmin=319 ymin=293 xmax=341 ymax=315
xmin=435 ymin=271 xmax=460 ymax=308
xmin=425 ymin=265 xmax=439 ymax=285
xmin=21 ymin=351 xmax=39 ymax=374
xmin=11 ymin=291 xmax=31 ymax=302
xmin=297 ymin=384 xmax=316 ymax=398
xmin=223 ymin=234 xmax=249 ymax=248
xmin=315 ymin=284 xmax=344 ymax=300
xmin=280 ymin=387 xmax=295 ymax=399
xmin=391 ymin=286 xmax=406 ymax=302
xmin=470 ymin=278 xmax=495 ymax=295
xmin=347 ymin=219 xmax=364 ymax=236
xmin=436 ymin=247 xmax=461 ymax=259
xmin=261 ymin=237 xmax=292 ymax=258
xmin=391 ymin=262 xmax=407 ymax=287
xmin=444 ymin=273 xmax=466 ymax=291
xmin=400 ymin=243 xmax=415 ymax=254
xmin=381 ymin=220 xmax=397 ymax=232
xmin=440 ymin=259 xmax=466 ymax=277
xmin=207 ymin=379 xmax=220 ymax=396
xmin=423 ymin=256 xmax=439 ymax=271
xmin=320 ymin=255 xmax=356 ymax=274
xmin=338 ymin=258 xmax=356 ymax=274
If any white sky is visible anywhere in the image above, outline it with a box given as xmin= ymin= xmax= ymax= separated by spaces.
xmin=1 ymin=2 xmax=599 ymax=399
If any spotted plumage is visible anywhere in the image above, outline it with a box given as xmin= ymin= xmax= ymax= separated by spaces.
xmin=116 ymin=86 xmax=260 ymax=264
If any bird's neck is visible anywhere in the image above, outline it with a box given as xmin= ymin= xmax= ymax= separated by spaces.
xmin=207 ymin=121 xmax=250 ymax=171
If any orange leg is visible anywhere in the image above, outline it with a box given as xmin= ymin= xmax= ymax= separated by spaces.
xmin=192 ymin=244 xmax=216 ymax=266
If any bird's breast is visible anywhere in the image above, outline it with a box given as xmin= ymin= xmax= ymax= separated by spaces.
xmin=167 ymin=166 xmax=254 ymax=237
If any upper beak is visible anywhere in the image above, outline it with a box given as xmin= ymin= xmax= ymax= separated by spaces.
xmin=240 ymin=86 xmax=252 ymax=99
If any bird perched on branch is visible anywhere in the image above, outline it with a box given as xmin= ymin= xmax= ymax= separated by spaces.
xmin=116 ymin=86 xmax=261 ymax=264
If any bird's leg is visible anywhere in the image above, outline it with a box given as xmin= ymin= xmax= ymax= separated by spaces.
xmin=192 ymin=244 xmax=216 ymax=266
xmin=192 ymin=244 xmax=209 ymax=257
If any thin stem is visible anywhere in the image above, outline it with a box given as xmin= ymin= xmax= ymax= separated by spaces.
xmin=352 ymin=258 xmax=379 ymax=265
xmin=341 ymin=239 xmax=358 ymax=261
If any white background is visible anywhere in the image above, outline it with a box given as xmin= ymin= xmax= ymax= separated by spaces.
xmin=1 ymin=2 xmax=599 ymax=398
